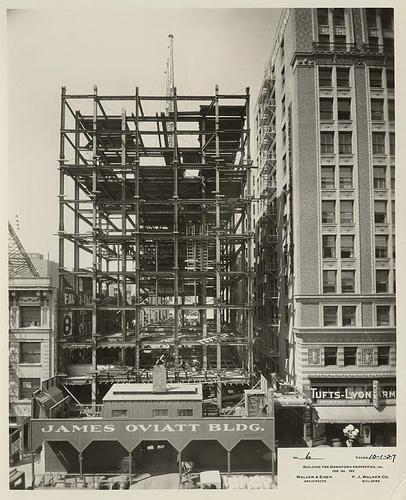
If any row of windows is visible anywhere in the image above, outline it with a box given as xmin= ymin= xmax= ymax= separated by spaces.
xmin=323 ymin=269 xmax=395 ymax=294
xmin=321 ymin=200 xmax=354 ymax=224
xmin=111 ymin=408 xmax=194 ymax=418
xmin=323 ymin=235 xmax=354 ymax=258
xmin=318 ymin=8 xmax=393 ymax=32
xmin=320 ymin=98 xmax=394 ymax=122
xmin=317 ymin=8 xmax=393 ymax=31
xmin=321 ymin=200 xmax=395 ymax=225
xmin=322 ymin=234 xmax=395 ymax=260
xmin=322 ymin=346 xmax=391 ymax=367
xmin=320 ymin=98 xmax=350 ymax=120
xmin=321 ymin=165 xmax=395 ymax=190
xmin=320 ymin=131 xmax=353 ymax=154
xmin=319 ymin=66 xmax=350 ymax=88
xmin=323 ymin=304 xmax=396 ymax=327
xmin=319 ymin=66 xmax=394 ymax=89
xmin=320 ymin=131 xmax=395 ymax=155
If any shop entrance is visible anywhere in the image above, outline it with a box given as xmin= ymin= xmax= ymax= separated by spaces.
xmin=181 ymin=440 xmax=227 ymax=472
xmin=132 ymin=441 xmax=178 ymax=475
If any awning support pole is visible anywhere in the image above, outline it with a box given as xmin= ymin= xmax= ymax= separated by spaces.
xmin=31 ymin=452 xmax=35 ymax=488
xmin=128 ymin=450 xmax=132 ymax=486
xmin=227 ymin=450 xmax=231 ymax=476
xmin=79 ymin=452 xmax=83 ymax=479
xmin=178 ymin=451 xmax=182 ymax=487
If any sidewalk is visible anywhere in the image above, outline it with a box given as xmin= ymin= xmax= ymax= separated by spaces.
xmin=10 ymin=452 xmax=45 ymax=488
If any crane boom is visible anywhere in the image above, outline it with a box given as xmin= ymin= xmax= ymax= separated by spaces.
xmin=165 ymin=34 xmax=175 ymax=148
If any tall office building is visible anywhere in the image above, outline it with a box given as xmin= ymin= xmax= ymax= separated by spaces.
xmin=254 ymin=8 xmax=395 ymax=446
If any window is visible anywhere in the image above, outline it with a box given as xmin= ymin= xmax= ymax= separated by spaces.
xmin=281 ymin=66 xmax=285 ymax=86
xmin=322 ymin=201 xmax=336 ymax=223
xmin=374 ymin=200 xmax=387 ymax=223
xmin=376 ymin=270 xmax=389 ymax=293
xmin=339 ymin=132 xmax=352 ymax=154
xmin=390 ymin=133 xmax=395 ymax=156
xmin=320 ymin=98 xmax=333 ymax=120
xmin=344 ymin=347 xmax=357 ymax=366
xmin=338 ymin=99 xmax=351 ymax=120
xmin=323 ymin=306 xmax=338 ymax=326
xmin=366 ymin=8 xmax=377 ymax=29
xmin=381 ymin=8 xmax=393 ymax=30
xmin=339 ymin=166 xmax=353 ymax=189
xmin=321 ymin=166 xmax=335 ymax=188
xmin=333 ymin=8 xmax=345 ymax=27
xmin=281 ymin=95 xmax=286 ymax=115
xmin=319 ymin=67 xmax=332 ymax=87
xmin=375 ymin=235 xmax=388 ymax=258
xmin=153 ymin=409 xmax=169 ymax=417
xmin=282 ymin=124 xmax=286 ymax=145
xmin=334 ymin=35 xmax=347 ymax=51
xmin=337 ymin=67 xmax=350 ymax=87
xmin=112 ymin=409 xmax=128 ymax=418
xmin=386 ymin=69 xmax=394 ymax=89
xmin=323 ymin=235 xmax=336 ymax=258
xmin=377 ymin=305 xmax=390 ymax=326
xmin=323 ymin=270 xmax=337 ymax=293
xmin=391 ymin=200 xmax=395 ymax=225
xmin=341 ymin=235 xmax=354 ymax=258
xmin=371 ymin=99 xmax=384 ymax=121
xmin=369 ymin=68 xmax=382 ymax=88
xmin=324 ymin=347 xmax=338 ymax=366
xmin=377 ymin=346 xmax=390 ymax=366
xmin=388 ymin=100 xmax=395 ymax=121
xmin=342 ymin=306 xmax=356 ymax=326
xmin=368 ymin=36 xmax=379 ymax=49
xmin=20 ymin=342 xmax=41 ymax=364
xmin=317 ymin=8 xmax=329 ymax=26
xmin=20 ymin=306 xmax=41 ymax=328
xmin=318 ymin=34 xmax=331 ymax=51
xmin=393 ymin=270 xmax=396 ymax=294
xmin=392 ymin=234 xmax=396 ymax=259
xmin=282 ymin=154 xmax=287 ymax=175
xmin=342 ymin=270 xmax=355 ymax=293
xmin=178 ymin=409 xmax=194 ymax=417
xmin=321 ymin=132 xmax=334 ymax=154
xmin=372 ymin=132 xmax=385 ymax=154
xmin=340 ymin=200 xmax=354 ymax=224
xmin=390 ymin=167 xmax=395 ymax=190
xmin=383 ymin=38 xmax=394 ymax=54
xmin=373 ymin=166 xmax=386 ymax=189
xmin=19 ymin=378 xmax=40 ymax=399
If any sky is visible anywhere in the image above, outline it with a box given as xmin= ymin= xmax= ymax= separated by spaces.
xmin=7 ymin=8 xmax=281 ymax=261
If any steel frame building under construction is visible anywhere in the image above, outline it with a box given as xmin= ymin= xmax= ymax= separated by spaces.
xmin=57 ymin=85 xmax=255 ymax=409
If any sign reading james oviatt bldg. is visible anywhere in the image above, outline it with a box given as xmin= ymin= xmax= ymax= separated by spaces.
xmin=31 ymin=418 xmax=275 ymax=452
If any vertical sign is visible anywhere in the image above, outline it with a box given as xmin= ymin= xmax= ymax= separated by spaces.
xmin=372 ymin=379 xmax=380 ymax=408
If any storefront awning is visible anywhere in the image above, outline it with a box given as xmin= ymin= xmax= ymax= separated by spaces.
xmin=314 ymin=405 xmax=396 ymax=424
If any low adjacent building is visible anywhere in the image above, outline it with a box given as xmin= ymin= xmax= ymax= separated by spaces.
xmin=8 ymin=224 xmax=58 ymax=463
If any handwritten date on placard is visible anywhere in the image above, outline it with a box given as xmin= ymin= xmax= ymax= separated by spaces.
xmin=356 ymin=453 xmax=396 ymax=463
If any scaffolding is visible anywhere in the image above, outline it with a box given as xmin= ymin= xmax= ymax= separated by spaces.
xmin=57 ymin=85 xmax=254 ymax=408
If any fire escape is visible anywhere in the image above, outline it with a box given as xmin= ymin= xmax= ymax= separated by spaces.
xmin=255 ymin=68 xmax=279 ymax=374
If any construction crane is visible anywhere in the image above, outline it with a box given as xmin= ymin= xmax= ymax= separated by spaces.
xmin=8 ymin=222 xmax=39 ymax=279
xmin=165 ymin=34 xmax=175 ymax=148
